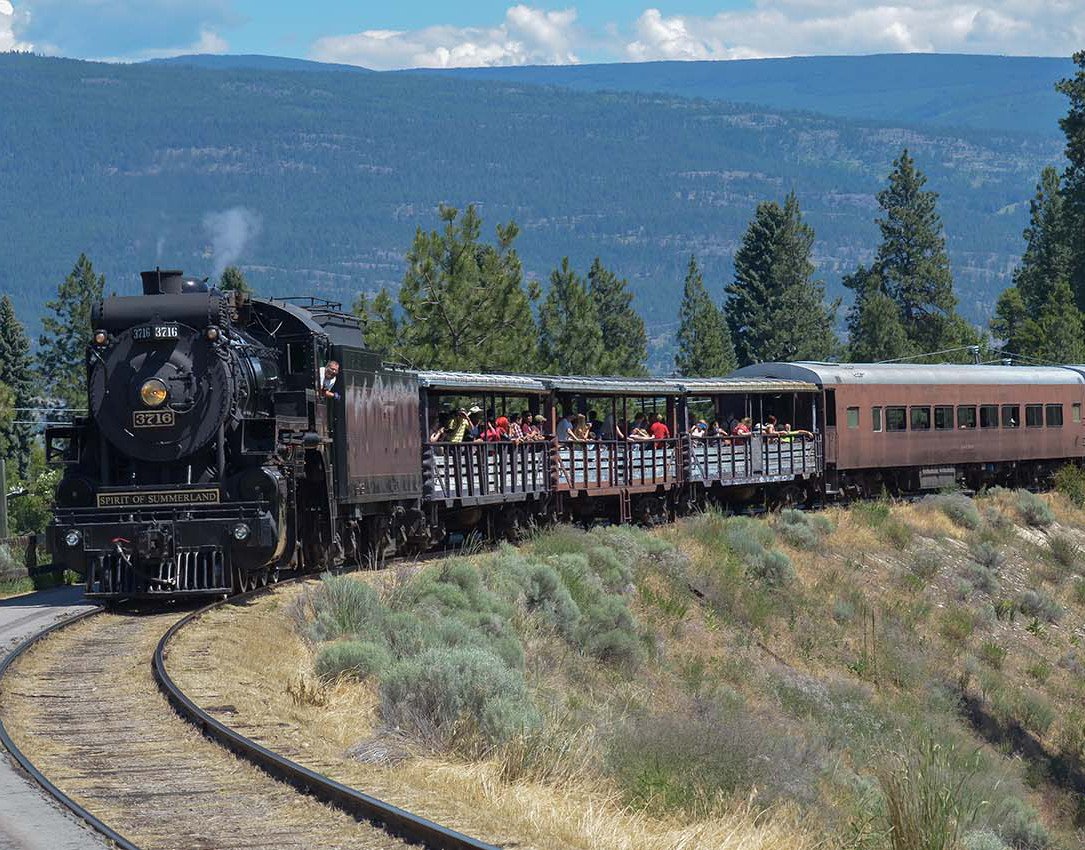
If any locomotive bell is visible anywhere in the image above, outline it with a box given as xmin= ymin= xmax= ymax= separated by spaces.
xmin=140 ymin=268 xmax=208 ymax=295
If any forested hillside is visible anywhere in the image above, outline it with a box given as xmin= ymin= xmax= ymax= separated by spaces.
xmin=0 ymin=52 xmax=1064 ymax=349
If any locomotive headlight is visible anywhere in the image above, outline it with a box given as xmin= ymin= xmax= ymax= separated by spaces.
xmin=206 ymin=326 xmax=219 ymax=341
xmin=232 ymin=523 xmax=250 ymax=542
xmin=92 ymin=330 xmax=108 ymax=346
xmin=140 ymin=378 xmax=168 ymax=408
xmin=64 ymin=529 xmax=82 ymax=547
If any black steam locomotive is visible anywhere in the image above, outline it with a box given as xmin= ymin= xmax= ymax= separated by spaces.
xmin=46 ymin=269 xmax=423 ymax=597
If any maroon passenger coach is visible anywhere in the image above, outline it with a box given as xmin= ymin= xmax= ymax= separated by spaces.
xmin=734 ymin=363 xmax=1085 ymax=495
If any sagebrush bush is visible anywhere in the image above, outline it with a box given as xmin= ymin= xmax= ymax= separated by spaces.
xmin=776 ymin=509 xmax=820 ymax=550
xmin=854 ymin=499 xmax=891 ymax=528
xmin=521 ymin=563 xmax=581 ymax=637
xmin=749 ymin=549 xmax=795 ymax=587
xmin=1045 ymin=533 xmax=1079 ymax=572
xmin=910 ymin=548 xmax=942 ymax=581
xmin=380 ymin=646 xmax=538 ymax=746
xmin=964 ymin=563 xmax=1000 ymax=596
xmin=977 ymin=641 xmax=1007 ymax=670
xmin=1017 ymin=589 xmax=1062 ymax=623
xmin=969 ymin=541 xmax=1005 ymax=572
xmin=578 ymin=595 xmax=645 ymax=670
xmin=927 ymin=492 xmax=982 ymax=530
xmin=315 ymin=639 xmax=391 ymax=681
xmin=1054 ymin=463 xmax=1085 ymax=508
xmin=308 ymin=575 xmax=384 ymax=641
xmin=960 ymin=829 xmax=1010 ymax=850
xmin=940 ymin=607 xmax=976 ymax=642
xmin=1015 ymin=490 xmax=1054 ymax=528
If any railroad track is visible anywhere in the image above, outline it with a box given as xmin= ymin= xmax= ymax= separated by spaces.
xmin=0 ymin=590 xmax=497 ymax=850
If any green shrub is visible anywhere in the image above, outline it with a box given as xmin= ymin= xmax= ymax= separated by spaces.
xmin=885 ymin=518 xmax=914 ymax=550
xmin=521 ymin=563 xmax=581 ymax=636
xmin=809 ymin=513 xmax=835 ymax=536
xmin=969 ymin=541 xmax=1005 ymax=572
xmin=989 ymin=795 xmax=1051 ymax=849
xmin=910 ymin=548 xmax=942 ymax=581
xmin=315 ymin=640 xmax=391 ymax=681
xmin=748 ymin=549 xmax=795 ymax=588
xmin=833 ymin=596 xmax=857 ymax=624
xmin=977 ymin=641 xmax=1007 ymax=670
xmin=1054 ymin=463 xmax=1085 ymax=508
xmin=964 ymin=563 xmax=1000 ymax=596
xmin=1045 ymin=533 xmax=1079 ymax=572
xmin=725 ymin=516 xmax=775 ymax=561
xmin=928 ymin=493 xmax=982 ymax=530
xmin=578 ymin=596 xmax=644 ymax=670
xmin=960 ymin=830 xmax=1010 ymax=850
xmin=775 ymin=508 xmax=830 ymax=550
xmin=586 ymin=545 xmax=633 ymax=592
xmin=1015 ymin=491 xmax=1054 ymax=528
xmin=940 ymin=607 xmax=976 ymax=642
xmin=380 ymin=646 xmax=538 ymax=747
xmin=1017 ymin=589 xmax=1062 ymax=623
xmin=308 ymin=575 xmax=384 ymax=641
xmin=777 ymin=519 xmax=819 ymax=550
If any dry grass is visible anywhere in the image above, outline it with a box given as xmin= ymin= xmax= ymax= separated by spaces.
xmin=169 ymin=579 xmax=820 ymax=850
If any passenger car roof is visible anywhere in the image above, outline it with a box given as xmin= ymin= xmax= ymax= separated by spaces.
xmin=416 ymin=371 xmax=549 ymax=394
xmin=733 ymin=362 xmax=1085 ymax=386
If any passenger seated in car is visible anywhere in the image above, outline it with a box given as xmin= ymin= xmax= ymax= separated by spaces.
xmin=689 ymin=420 xmax=708 ymax=438
xmin=732 ymin=417 xmax=753 ymax=436
xmin=648 ymin=413 xmax=671 ymax=444
xmin=571 ymin=414 xmax=594 ymax=442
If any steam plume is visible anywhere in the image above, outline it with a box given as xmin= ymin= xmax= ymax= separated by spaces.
xmin=202 ymin=207 xmax=261 ymax=278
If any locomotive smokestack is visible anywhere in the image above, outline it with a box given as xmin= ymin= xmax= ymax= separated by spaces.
xmin=140 ymin=268 xmax=208 ymax=295
xmin=141 ymin=268 xmax=185 ymax=295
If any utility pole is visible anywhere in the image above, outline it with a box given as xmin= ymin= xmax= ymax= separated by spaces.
xmin=0 ymin=456 xmax=7 ymax=539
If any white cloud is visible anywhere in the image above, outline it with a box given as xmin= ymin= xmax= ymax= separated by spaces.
xmin=624 ymin=3 xmax=1085 ymax=63
xmin=311 ymin=4 xmax=580 ymax=70
xmin=133 ymin=27 xmax=229 ymax=60
xmin=0 ymin=0 xmax=33 ymax=52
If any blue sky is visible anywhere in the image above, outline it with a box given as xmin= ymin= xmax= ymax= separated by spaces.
xmin=2 ymin=1 xmax=1082 ymax=68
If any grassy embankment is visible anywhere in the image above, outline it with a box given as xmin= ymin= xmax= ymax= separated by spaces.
xmin=173 ymin=478 xmax=1085 ymax=850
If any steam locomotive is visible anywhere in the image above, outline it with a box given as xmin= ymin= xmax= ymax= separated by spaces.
xmin=46 ymin=269 xmax=423 ymax=597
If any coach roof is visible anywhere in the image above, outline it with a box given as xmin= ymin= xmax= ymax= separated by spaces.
xmin=732 ymin=362 xmax=1085 ymax=386
xmin=416 ymin=371 xmax=549 ymax=394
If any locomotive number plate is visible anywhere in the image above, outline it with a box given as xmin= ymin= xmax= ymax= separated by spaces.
xmin=133 ymin=410 xmax=175 ymax=428
xmin=97 ymin=488 xmax=220 ymax=508
xmin=132 ymin=325 xmax=179 ymax=341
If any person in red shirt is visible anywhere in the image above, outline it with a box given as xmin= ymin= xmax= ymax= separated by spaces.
xmin=732 ymin=417 xmax=753 ymax=437
xmin=648 ymin=413 xmax=670 ymax=444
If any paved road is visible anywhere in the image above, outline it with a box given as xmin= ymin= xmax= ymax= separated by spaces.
xmin=0 ymin=586 xmax=108 ymax=850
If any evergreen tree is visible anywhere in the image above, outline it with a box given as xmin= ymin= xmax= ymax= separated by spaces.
xmin=1056 ymin=50 xmax=1085 ymax=304
xmin=395 ymin=205 xmax=538 ymax=372
xmin=726 ymin=193 xmax=838 ymax=365
xmin=1031 ymin=281 xmax=1085 ymax=364
xmin=538 ymin=257 xmax=605 ymax=375
xmin=845 ymin=275 xmax=913 ymax=362
xmin=587 ymin=257 xmax=647 ymax=376
xmin=674 ymin=255 xmax=736 ymax=377
xmin=352 ymin=287 xmax=398 ymax=358
xmin=219 ymin=265 xmax=252 ymax=294
xmin=990 ymin=286 xmax=1030 ymax=357
xmin=0 ymin=296 xmax=34 ymax=475
xmin=867 ymin=149 xmax=962 ymax=353
xmin=39 ymin=254 xmax=104 ymax=409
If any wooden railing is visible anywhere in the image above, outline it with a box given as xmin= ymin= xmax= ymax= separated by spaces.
xmin=555 ymin=439 xmax=680 ymax=490
xmin=426 ymin=441 xmax=550 ymax=501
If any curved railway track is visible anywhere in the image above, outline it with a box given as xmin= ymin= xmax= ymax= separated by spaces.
xmin=0 ymin=589 xmax=497 ymax=850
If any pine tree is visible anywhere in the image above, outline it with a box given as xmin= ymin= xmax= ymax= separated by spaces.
xmin=38 ymin=254 xmax=104 ymax=410
xmin=0 ymin=296 xmax=34 ymax=475
xmin=1030 ymin=281 xmax=1085 ymax=364
xmin=395 ymin=205 xmax=538 ymax=372
xmin=219 ymin=265 xmax=252 ymax=294
xmin=726 ymin=193 xmax=838 ymax=365
xmin=845 ymin=275 xmax=913 ymax=362
xmin=587 ymin=258 xmax=647 ymax=376
xmin=990 ymin=286 xmax=1030 ymax=358
xmin=868 ymin=150 xmax=962 ymax=353
xmin=352 ymin=287 xmax=398 ymax=358
xmin=674 ymin=255 xmax=736 ymax=377
xmin=1056 ymin=50 xmax=1085 ymax=304
xmin=538 ymin=257 xmax=605 ymax=375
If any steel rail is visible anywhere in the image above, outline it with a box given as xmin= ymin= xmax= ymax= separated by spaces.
xmin=153 ymin=582 xmax=499 ymax=850
xmin=0 ymin=605 xmax=142 ymax=850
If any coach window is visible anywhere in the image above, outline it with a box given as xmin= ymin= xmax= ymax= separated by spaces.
xmin=872 ymin=407 xmax=882 ymax=432
xmin=957 ymin=406 xmax=977 ymax=429
xmin=886 ymin=406 xmax=907 ymax=432
xmin=1074 ymin=403 xmax=1082 ymax=424
xmin=846 ymin=407 xmax=860 ymax=429
xmin=980 ymin=405 xmax=998 ymax=429
xmin=910 ymin=406 xmax=931 ymax=431
xmin=1001 ymin=405 xmax=1020 ymax=428
xmin=1026 ymin=405 xmax=1044 ymax=428
xmin=1047 ymin=404 xmax=1064 ymax=428
xmin=934 ymin=406 xmax=953 ymax=430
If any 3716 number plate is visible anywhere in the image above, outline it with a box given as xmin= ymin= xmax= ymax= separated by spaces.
xmin=132 ymin=325 xmax=179 ymax=341
xmin=133 ymin=410 xmax=175 ymax=428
